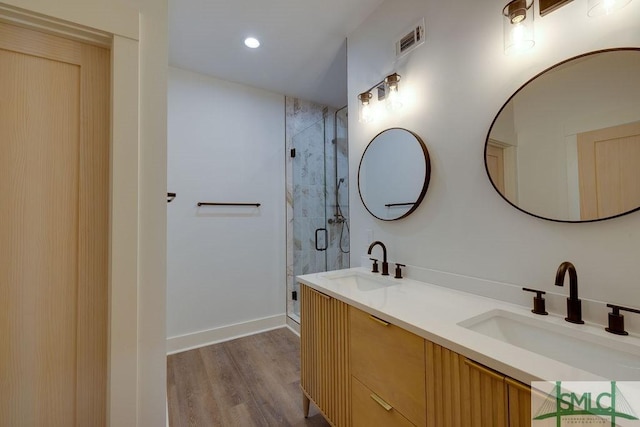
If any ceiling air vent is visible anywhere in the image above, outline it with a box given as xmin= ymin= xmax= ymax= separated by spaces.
xmin=396 ymin=19 xmax=425 ymax=58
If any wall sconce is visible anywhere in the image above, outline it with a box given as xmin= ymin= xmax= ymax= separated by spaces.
xmin=384 ymin=73 xmax=403 ymax=111
xmin=358 ymin=92 xmax=374 ymax=123
xmin=588 ymin=0 xmax=633 ymax=16
xmin=502 ymin=0 xmax=535 ymax=55
xmin=358 ymin=73 xmax=403 ymax=123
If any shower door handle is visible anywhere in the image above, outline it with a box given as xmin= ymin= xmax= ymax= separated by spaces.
xmin=315 ymin=228 xmax=328 ymax=251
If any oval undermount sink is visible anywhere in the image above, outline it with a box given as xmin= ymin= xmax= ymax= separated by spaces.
xmin=459 ymin=309 xmax=640 ymax=380
xmin=323 ymin=270 xmax=398 ymax=292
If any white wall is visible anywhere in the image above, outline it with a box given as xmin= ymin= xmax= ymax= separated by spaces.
xmin=348 ymin=0 xmax=640 ymax=324
xmin=167 ymin=67 xmax=286 ymax=349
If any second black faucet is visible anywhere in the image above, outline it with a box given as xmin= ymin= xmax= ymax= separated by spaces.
xmin=555 ymin=261 xmax=584 ymax=324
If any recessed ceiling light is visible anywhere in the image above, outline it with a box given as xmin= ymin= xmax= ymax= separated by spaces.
xmin=244 ymin=37 xmax=260 ymax=49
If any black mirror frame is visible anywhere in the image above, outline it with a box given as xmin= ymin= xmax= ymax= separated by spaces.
xmin=358 ymin=127 xmax=431 ymax=221
xmin=484 ymin=47 xmax=640 ymax=224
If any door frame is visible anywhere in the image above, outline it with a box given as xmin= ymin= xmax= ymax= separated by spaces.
xmin=0 ymin=3 xmax=140 ymax=426
xmin=488 ymin=138 xmax=518 ymax=203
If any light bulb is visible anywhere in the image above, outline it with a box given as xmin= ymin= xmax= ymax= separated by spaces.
xmin=244 ymin=37 xmax=260 ymax=48
xmin=360 ymin=104 xmax=374 ymax=123
xmin=507 ymin=23 xmax=535 ymax=54
xmin=604 ymin=0 xmax=615 ymax=12
xmin=511 ymin=23 xmax=525 ymax=44
xmin=588 ymin=0 xmax=633 ymax=16
xmin=386 ymin=86 xmax=403 ymax=111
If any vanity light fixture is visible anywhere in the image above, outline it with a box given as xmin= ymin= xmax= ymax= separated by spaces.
xmin=587 ymin=0 xmax=633 ymax=16
xmin=357 ymin=73 xmax=403 ymax=123
xmin=502 ymin=0 xmax=535 ymax=55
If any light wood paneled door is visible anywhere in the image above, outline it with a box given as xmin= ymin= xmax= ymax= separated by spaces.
xmin=0 ymin=22 xmax=110 ymax=426
xmin=578 ymin=121 xmax=640 ymax=220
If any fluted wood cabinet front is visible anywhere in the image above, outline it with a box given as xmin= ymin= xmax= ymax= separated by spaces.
xmin=465 ymin=358 xmax=508 ymax=427
xmin=425 ymin=341 xmax=470 ymax=427
xmin=506 ymin=378 xmax=532 ymax=427
xmin=425 ymin=341 xmax=531 ymax=427
xmin=300 ymin=284 xmax=350 ymax=427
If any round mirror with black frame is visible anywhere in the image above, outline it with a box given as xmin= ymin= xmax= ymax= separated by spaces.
xmin=358 ymin=128 xmax=431 ymax=221
xmin=485 ymin=48 xmax=640 ymax=223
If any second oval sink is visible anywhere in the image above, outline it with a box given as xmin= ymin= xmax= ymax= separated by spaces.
xmin=459 ymin=309 xmax=640 ymax=380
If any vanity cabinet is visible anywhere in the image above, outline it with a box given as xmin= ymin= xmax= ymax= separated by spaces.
xmin=300 ymin=283 xmax=531 ymax=427
xmin=349 ymin=306 xmax=426 ymax=427
xmin=300 ymin=285 xmax=350 ymax=427
xmin=425 ymin=341 xmax=531 ymax=427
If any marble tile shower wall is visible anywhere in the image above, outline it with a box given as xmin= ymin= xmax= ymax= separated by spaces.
xmin=285 ymin=97 xmax=349 ymax=318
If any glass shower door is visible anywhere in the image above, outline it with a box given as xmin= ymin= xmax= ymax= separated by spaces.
xmin=291 ymin=118 xmax=328 ymax=319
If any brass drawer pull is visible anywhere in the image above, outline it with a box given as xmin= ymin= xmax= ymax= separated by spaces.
xmin=368 ymin=315 xmax=390 ymax=326
xmin=463 ymin=358 xmax=505 ymax=382
xmin=370 ymin=393 xmax=393 ymax=411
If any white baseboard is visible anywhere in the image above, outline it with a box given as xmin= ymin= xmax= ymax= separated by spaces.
xmin=166 ymin=314 xmax=287 ymax=355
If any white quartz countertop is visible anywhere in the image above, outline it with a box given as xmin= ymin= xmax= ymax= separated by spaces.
xmin=296 ymin=267 xmax=640 ymax=385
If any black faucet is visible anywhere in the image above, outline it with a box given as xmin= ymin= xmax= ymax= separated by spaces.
xmin=554 ymin=261 xmax=584 ymax=324
xmin=367 ymin=241 xmax=389 ymax=276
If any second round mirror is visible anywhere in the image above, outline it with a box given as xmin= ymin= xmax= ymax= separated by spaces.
xmin=485 ymin=48 xmax=640 ymax=222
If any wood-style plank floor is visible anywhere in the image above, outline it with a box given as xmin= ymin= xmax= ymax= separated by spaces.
xmin=167 ymin=327 xmax=331 ymax=427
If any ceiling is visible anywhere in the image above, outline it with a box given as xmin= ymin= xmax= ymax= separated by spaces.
xmin=169 ymin=0 xmax=384 ymax=108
